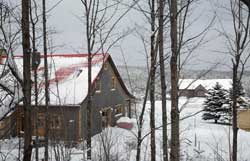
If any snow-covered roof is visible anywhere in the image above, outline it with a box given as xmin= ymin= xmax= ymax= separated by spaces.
xmin=179 ymin=79 xmax=232 ymax=90
xmin=1 ymin=54 xmax=108 ymax=106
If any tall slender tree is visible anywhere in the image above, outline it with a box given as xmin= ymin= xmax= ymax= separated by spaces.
xmin=169 ymin=0 xmax=179 ymax=160
xmin=158 ymin=0 xmax=168 ymax=160
xmin=149 ymin=0 xmax=157 ymax=161
xmin=230 ymin=1 xmax=250 ymax=160
xmin=79 ymin=0 xmax=139 ymax=159
xmin=42 ymin=0 xmax=50 ymax=160
xmin=30 ymin=0 xmax=40 ymax=160
xmin=80 ymin=1 xmax=93 ymax=159
xmin=21 ymin=0 xmax=32 ymax=160
xmin=217 ymin=1 xmax=250 ymax=160
xmin=79 ymin=0 xmax=138 ymax=159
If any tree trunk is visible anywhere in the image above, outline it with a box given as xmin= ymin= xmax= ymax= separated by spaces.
xmin=158 ymin=0 xmax=168 ymax=160
xmin=232 ymin=2 xmax=241 ymax=160
xmin=82 ymin=1 xmax=93 ymax=159
xmin=42 ymin=0 xmax=49 ymax=160
xmin=22 ymin=0 xmax=32 ymax=161
xmin=86 ymin=52 xmax=92 ymax=160
xmin=170 ymin=0 xmax=180 ymax=161
xmin=30 ymin=2 xmax=39 ymax=160
xmin=150 ymin=0 xmax=156 ymax=161
xmin=232 ymin=65 xmax=238 ymax=161
xmin=136 ymin=67 xmax=152 ymax=161
xmin=86 ymin=9 xmax=92 ymax=159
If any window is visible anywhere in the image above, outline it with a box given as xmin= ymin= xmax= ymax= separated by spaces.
xmin=50 ymin=114 xmax=61 ymax=129
xmin=21 ymin=115 xmax=25 ymax=132
xmin=95 ymin=78 xmax=101 ymax=93
xmin=37 ymin=114 xmax=45 ymax=128
xmin=111 ymin=76 xmax=116 ymax=90
xmin=115 ymin=104 xmax=124 ymax=115
xmin=104 ymin=63 xmax=108 ymax=70
xmin=0 ymin=121 xmax=4 ymax=128
xmin=196 ymin=90 xmax=204 ymax=97
xmin=101 ymin=108 xmax=112 ymax=127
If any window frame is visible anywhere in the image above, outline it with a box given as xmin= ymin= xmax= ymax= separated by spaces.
xmin=50 ymin=114 xmax=61 ymax=129
xmin=37 ymin=113 xmax=45 ymax=129
xmin=95 ymin=77 xmax=101 ymax=93
xmin=0 ymin=121 xmax=4 ymax=128
xmin=100 ymin=107 xmax=112 ymax=128
xmin=103 ymin=62 xmax=108 ymax=70
xmin=115 ymin=104 xmax=124 ymax=115
xmin=111 ymin=76 xmax=116 ymax=91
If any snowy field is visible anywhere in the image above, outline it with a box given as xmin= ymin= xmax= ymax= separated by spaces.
xmin=1 ymin=97 xmax=250 ymax=161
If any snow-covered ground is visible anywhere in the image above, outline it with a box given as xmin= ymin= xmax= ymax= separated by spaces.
xmin=1 ymin=97 xmax=250 ymax=161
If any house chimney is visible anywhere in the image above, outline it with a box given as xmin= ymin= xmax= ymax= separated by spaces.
xmin=0 ymin=49 xmax=7 ymax=64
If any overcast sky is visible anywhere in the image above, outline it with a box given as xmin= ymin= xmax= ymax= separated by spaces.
xmin=43 ymin=0 xmax=249 ymax=71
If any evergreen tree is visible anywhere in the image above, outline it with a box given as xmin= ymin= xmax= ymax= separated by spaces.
xmin=229 ymin=81 xmax=245 ymax=98
xmin=229 ymin=81 xmax=248 ymax=108
xmin=202 ymin=82 xmax=230 ymax=123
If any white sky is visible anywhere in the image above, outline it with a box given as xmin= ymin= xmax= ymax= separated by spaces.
xmin=20 ymin=0 xmax=250 ymax=71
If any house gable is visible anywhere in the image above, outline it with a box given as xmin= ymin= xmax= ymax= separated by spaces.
xmin=80 ymin=56 xmax=135 ymax=137
xmin=1 ymin=53 xmax=135 ymax=140
xmin=179 ymin=79 xmax=232 ymax=97
xmin=93 ymin=57 xmax=133 ymax=99
xmin=194 ymin=84 xmax=207 ymax=97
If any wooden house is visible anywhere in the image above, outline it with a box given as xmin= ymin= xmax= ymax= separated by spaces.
xmin=179 ymin=79 xmax=232 ymax=98
xmin=0 ymin=54 xmax=135 ymax=141
xmin=237 ymin=96 xmax=250 ymax=131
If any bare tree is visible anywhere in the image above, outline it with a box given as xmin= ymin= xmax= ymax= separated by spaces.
xmin=41 ymin=0 xmax=50 ymax=160
xmin=132 ymin=1 xmax=167 ymax=160
xmin=158 ymin=0 xmax=168 ymax=160
xmin=29 ymin=0 xmax=40 ymax=160
xmin=228 ymin=1 xmax=250 ymax=161
xmin=21 ymin=0 xmax=32 ymax=160
xmin=149 ymin=0 xmax=157 ymax=161
xmin=0 ymin=1 xmax=22 ymax=122
xmin=169 ymin=0 xmax=214 ymax=160
xmin=169 ymin=0 xmax=179 ymax=160
xmin=79 ymin=0 xmax=138 ymax=159
xmin=212 ymin=0 xmax=250 ymax=160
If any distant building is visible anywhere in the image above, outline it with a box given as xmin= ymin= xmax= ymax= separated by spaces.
xmin=179 ymin=79 xmax=232 ymax=97
xmin=0 ymin=53 xmax=135 ymax=141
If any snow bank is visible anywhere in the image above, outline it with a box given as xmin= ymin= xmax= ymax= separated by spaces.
xmin=179 ymin=79 xmax=232 ymax=90
xmin=117 ymin=117 xmax=133 ymax=124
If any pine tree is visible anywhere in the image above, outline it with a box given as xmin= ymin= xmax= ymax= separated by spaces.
xmin=202 ymin=82 xmax=230 ymax=123
xmin=229 ymin=81 xmax=249 ymax=109
xmin=229 ymin=81 xmax=245 ymax=98
xmin=229 ymin=82 xmax=246 ymax=100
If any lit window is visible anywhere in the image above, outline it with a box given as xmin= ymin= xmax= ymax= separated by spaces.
xmin=116 ymin=105 xmax=124 ymax=115
xmin=95 ymin=78 xmax=101 ymax=93
xmin=111 ymin=76 xmax=116 ymax=90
